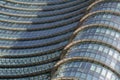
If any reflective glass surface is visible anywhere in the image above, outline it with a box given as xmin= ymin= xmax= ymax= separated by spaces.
xmin=53 ymin=1 xmax=120 ymax=80
xmin=0 ymin=0 xmax=91 ymax=79
xmin=54 ymin=61 xmax=120 ymax=80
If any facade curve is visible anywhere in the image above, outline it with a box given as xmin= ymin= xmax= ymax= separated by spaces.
xmin=52 ymin=0 xmax=120 ymax=80
xmin=0 ymin=0 xmax=93 ymax=80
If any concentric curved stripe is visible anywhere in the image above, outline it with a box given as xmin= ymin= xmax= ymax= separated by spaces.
xmin=80 ymin=10 xmax=120 ymax=23
xmin=61 ymin=39 xmax=120 ymax=59
xmin=0 ymin=61 xmax=56 ymax=79
xmin=0 ymin=32 xmax=71 ymax=48
xmin=0 ymin=0 xmax=86 ymax=11
xmin=0 ymin=0 xmax=92 ymax=79
xmin=87 ymin=0 xmax=120 ymax=11
xmin=0 ymin=73 xmax=51 ymax=80
xmin=52 ymin=0 xmax=120 ymax=80
xmin=0 ymin=18 xmax=80 ymax=31
xmin=0 ymin=1 xmax=89 ymax=17
xmin=69 ymin=23 xmax=120 ymax=42
xmin=52 ymin=59 xmax=120 ymax=80
xmin=6 ymin=0 xmax=72 ymax=5
xmin=0 ymin=41 xmax=67 ymax=57
xmin=53 ymin=57 xmax=120 ymax=77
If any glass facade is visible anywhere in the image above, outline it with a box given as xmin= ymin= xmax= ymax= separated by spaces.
xmin=0 ymin=0 xmax=93 ymax=80
xmin=52 ymin=0 xmax=120 ymax=80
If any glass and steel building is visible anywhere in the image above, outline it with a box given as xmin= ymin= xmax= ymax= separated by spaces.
xmin=52 ymin=0 xmax=120 ymax=80
xmin=0 ymin=0 xmax=120 ymax=80
xmin=0 ymin=0 xmax=94 ymax=80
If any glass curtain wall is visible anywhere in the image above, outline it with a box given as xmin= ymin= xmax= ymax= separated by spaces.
xmin=52 ymin=0 xmax=120 ymax=80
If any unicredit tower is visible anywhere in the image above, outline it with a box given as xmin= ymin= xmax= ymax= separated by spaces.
xmin=0 ymin=0 xmax=120 ymax=80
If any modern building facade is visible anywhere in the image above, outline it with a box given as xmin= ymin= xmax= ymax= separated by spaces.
xmin=0 ymin=0 xmax=94 ymax=80
xmin=0 ymin=0 xmax=120 ymax=80
xmin=52 ymin=0 xmax=120 ymax=80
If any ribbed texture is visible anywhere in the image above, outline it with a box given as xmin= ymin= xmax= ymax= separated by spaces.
xmin=0 ymin=0 xmax=92 ymax=80
xmin=52 ymin=0 xmax=120 ymax=80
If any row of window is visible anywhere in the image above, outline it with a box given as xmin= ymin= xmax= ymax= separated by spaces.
xmin=75 ymin=27 xmax=120 ymax=40
xmin=83 ymin=17 xmax=119 ymax=27
xmin=68 ymin=47 xmax=120 ymax=64
xmin=0 ymin=32 xmax=70 ymax=41
xmin=8 ymin=0 xmax=75 ymax=5
xmin=66 ymin=49 xmax=120 ymax=74
xmin=75 ymin=32 xmax=117 ymax=43
xmin=75 ymin=33 xmax=119 ymax=48
xmin=0 ymin=24 xmax=76 ymax=40
xmin=0 ymin=51 xmax=60 ymax=65
xmin=99 ymin=2 xmax=120 ymax=7
xmin=0 ymin=9 xmax=82 ymax=23
xmin=0 ymin=21 xmax=75 ymax=33
xmin=83 ymin=19 xmax=120 ymax=31
xmin=0 ymin=41 xmax=67 ymax=56
xmin=91 ymin=7 xmax=120 ymax=13
xmin=87 ymin=14 xmax=120 ymax=24
xmin=91 ymin=2 xmax=120 ymax=12
xmin=0 ymin=0 xmax=81 ymax=9
xmin=89 ymin=14 xmax=115 ymax=20
xmin=67 ymin=49 xmax=120 ymax=65
xmin=0 ymin=2 xmax=86 ymax=16
xmin=0 ymin=0 xmax=87 ymax=11
xmin=0 ymin=32 xmax=71 ymax=47
xmin=0 ymin=18 xmax=79 ymax=30
xmin=83 ymin=13 xmax=120 ymax=26
xmin=0 ymin=61 xmax=56 ymax=76
xmin=74 ymin=27 xmax=120 ymax=48
xmin=54 ymin=61 xmax=119 ymax=80
xmin=0 ymin=73 xmax=50 ymax=80
xmin=67 ymin=43 xmax=120 ymax=73
xmin=0 ymin=13 xmax=81 ymax=24
xmin=69 ymin=43 xmax=120 ymax=62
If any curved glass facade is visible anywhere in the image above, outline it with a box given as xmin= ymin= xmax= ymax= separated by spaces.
xmin=52 ymin=0 xmax=120 ymax=80
xmin=0 ymin=0 xmax=93 ymax=80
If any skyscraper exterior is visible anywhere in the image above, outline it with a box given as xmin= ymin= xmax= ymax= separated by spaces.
xmin=0 ymin=0 xmax=93 ymax=80
xmin=52 ymin=0 xmax=120 ymax=80
xmin=0 ymin=0 xmax=120 ymax=80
